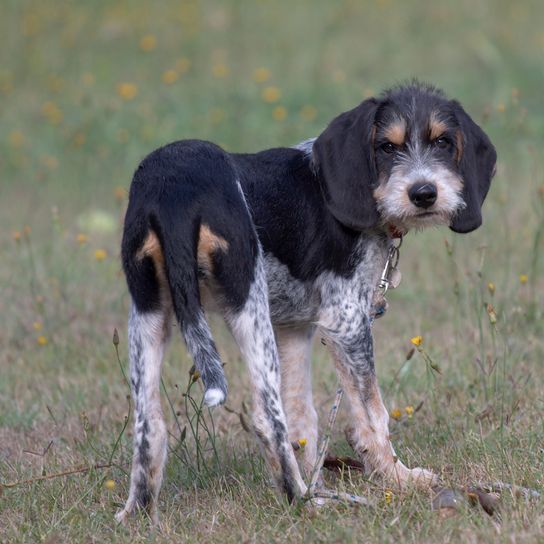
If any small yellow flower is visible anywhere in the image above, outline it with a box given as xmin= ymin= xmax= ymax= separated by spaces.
xmin=410 ymin=335 xmax=423 ymax=347
xmin=37 ymin=335 xmax=48 ymax=346
xmin=252 ymin=67 xmax=271 ymax=83
xmin=497 ymin=103 xmax=506 ymax=113
xmin=519 ymin=274 xmax=528 ymax=284
xmin=261 ymin=86 xmax=281 ymax=103
xmin=487 ymin=282 xmax=495 ymax=295
xmin=41 ymin=156 xmax=59 ymax=170
xmin=486 ymin=303 xmax=497 ymax=325
xmin=209 ymin=108 xmax=226 ymax=124
xmin=272 ymin=106 xmax=287 ymax=121
xmin=41 ymin=101 xmax=63 ymax=125
xmin=297 ymin=438 xmax=307 ymax=448
xmin=116 ymin=82 xmax=138 ymax=101
xmin=73 ymin=132 xmax=86 ymax=147
xmin=33 ymin=321 xmax=43 ymax=331
xmin=117 ymin=128 xmax=129 ymax=144
xmin=175 ymin=58 xmax=191 ymax=74
xmin=76 ymin=233 xmax=88 ymax=244
xmin=191 ymin=370 xmax=201 ymax=382
xmin=212 ymin=63 xmax=229 ymax=78
xmin=404 ymin=405 xmax=414 ymax=418
xmin=8 ymin=130 xmax=25 ymax=148
xmin=113 ymin=186 xmax=126 ymax=200
xmin=139 ymin=34 xmax=157 ymax=52
xmin=300 ymin=105 xmax=317 ymax=122
xmin=94 ymin=249 xmax=107 ymax=261
xmin=104 ymin=479 xmax=116 ymax=490
xmin=12 ymin=230 xmax=21 ymax=241
xmin=384 ymin=490 xmax=393 ymax=504
xmin=390 ymin=408 xmax=402 ymax=420
xmin=81 ymin=73 xmax=95 ymax=86
xmin=162 ymin=69 xmax=179 ymax=85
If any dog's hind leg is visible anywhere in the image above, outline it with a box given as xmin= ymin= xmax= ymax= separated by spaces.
xmin=225 ymin=250 xmax=307 ymax=501
xmin=115 ymin=301 xmax=172 ymax=525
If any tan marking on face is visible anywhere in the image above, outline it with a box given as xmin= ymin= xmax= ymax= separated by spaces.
xmin=455 ymin=129 xmax=463 ymax=164
xmin=429 ymin=112 xmax=448 ymax=141
xmin=383 ymin=119 xmax=406 ymax=146
xmin=197 ymin=224 xmax=229 ymax=272
xmin=137 ymin=231 xmax=167 ymax=287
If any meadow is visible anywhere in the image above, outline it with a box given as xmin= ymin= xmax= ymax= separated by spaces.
xmin=1 ymin=0 xmax=543 ymax=542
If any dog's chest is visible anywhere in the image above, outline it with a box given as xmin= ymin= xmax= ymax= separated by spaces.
xmin=263 ymin=253 xmax=321 ymax=326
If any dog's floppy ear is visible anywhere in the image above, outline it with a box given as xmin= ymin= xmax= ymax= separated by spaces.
xmin=450 ymin=102 xmax=497 ymax=234
xmin=312 ymin=98 xmax=380 ymax=230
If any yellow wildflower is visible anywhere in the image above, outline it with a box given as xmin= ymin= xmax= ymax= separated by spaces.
xmin=139 ymin=34 xmax=157 ymax=52
xmin=384 ymin=490 xmax=393 ymax=504
xmin=116 ymin=82 xmax=138 ymax=101
xmin=272 ymin=106 xmax=287 ymax=121
xmin=113 ymin=186 xmax=126 ymax=200
xmin=212 ymin=63 xmax=229 ymax=78
xmin=76 ymin=233 xmax=88 ymax=244
xmin=8 ymin=130 xmax=25 ymax=148
xmin=12 ymin=230 xmax=21 ymax=241
xmin=33 ymin=321 xmax=43 ymax=331
xmin=94 ymin=249 xmax=107 ymax=261
xmin=37 ymin=335 xmax=48 ymax=346
xmin=191 ymin=370 xmax=201 ymax=382
xmin=404 ymin=405 xmax=414 ymax=418
xmin=41 ymin=156 xmax=59 ymax=170
xmin=410 ymin=335 xmax=423 ymax=347
xmin=175 ymin=58 xmax=191 ymax=74
xmin=252 ymin=67 xmax=271 ymax=83
xmin=209 ymin=108 xmax=226 ymax=124
xmin=519 ymin=274 xmax=528 ymax=284
xmin=261 ymin=86 xmax=281 ymax=103
xmin=81 ymin=73 xmax=95 ymax=86
xmin=487 ymin=282 xmax=495 ymax=295
xmin=390 ymin=408 xmax=402 ymax=420
xmin=297 ymin=438 xmax=307 ymax=448
xmin=73 ymin=132 xmax=86 ymax=147
xmin=497 ymin=103 xmax=506 ymax=113
xmin=41 ymin=101 xmax=63 ymax=125
xmin=486 ymin=303 xmax=497 ymax=325
xmin=104 ymin=479 xmax=116 ymax=490
xmin=300 ymin=105 xmax=317 ymax=122
xmin=162 ymin=69 xmax=179 ymax=85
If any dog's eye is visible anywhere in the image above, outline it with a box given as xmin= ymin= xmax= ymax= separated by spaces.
xmin=434 ymin=137 xmax=450 ymax=149
xmin=381 ymin=142 xmax=396 ymax=154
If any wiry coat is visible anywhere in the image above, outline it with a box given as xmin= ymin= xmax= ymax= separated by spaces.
xmin=116 ymin=83 xmax=496 ymax=524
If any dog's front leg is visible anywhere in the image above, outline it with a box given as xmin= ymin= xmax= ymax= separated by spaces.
xmin=323 ymin=313 xmax=437 ymax=489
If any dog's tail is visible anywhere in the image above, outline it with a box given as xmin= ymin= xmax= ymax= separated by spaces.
xmin=122 ymin=193 xmax=228 ymax=408
xmin=157 ymin=207 xmax=228 ymax=406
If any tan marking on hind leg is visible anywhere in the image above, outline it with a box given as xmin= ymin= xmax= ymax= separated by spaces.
xmin=197 ymin=224 xmax=229 ymax=273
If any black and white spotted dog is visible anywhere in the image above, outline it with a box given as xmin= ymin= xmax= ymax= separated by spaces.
xmin=116 ymin=82 xmax=496 ymax=523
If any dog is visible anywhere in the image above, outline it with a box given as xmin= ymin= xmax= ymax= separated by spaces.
xmin=116 ymin=82 xmax=496 ymax=523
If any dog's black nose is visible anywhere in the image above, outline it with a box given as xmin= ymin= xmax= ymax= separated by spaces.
xmin=409 ymin=183 xmax=437 ymax=209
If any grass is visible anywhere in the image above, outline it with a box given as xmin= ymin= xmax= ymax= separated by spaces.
xmin=1 ymin=0 xmax=543 ymax=542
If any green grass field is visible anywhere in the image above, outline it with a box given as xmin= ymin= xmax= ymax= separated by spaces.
xmin=1 ymin=1 xmax=543 ymax=542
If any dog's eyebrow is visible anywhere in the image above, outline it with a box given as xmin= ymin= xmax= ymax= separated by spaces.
xmin=429 ymin=111 xmax=448 ymax=140
xmin=382 ymin=118 xmax=406 ymax=146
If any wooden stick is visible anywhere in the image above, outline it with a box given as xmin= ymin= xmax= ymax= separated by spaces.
xmin=1 ymin=463 xmax=114 ymax=489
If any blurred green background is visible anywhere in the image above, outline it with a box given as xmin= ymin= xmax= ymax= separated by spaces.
xmin=1 ymin=2 xmax=543 ymax=542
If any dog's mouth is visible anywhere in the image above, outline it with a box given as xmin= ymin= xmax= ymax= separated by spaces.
xmin=415 ymin=211 xmax=437 ymax=217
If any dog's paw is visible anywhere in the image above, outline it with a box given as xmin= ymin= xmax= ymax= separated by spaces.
xmin=396 ymin=466 xmax=439 ymax=489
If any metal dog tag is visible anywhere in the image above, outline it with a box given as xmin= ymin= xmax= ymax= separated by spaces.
xmin=389 ymin=267 xmax=402 ymax=289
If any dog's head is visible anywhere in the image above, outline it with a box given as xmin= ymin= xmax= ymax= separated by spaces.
xmin=312 ymin=82 xmax=496 ymax=233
